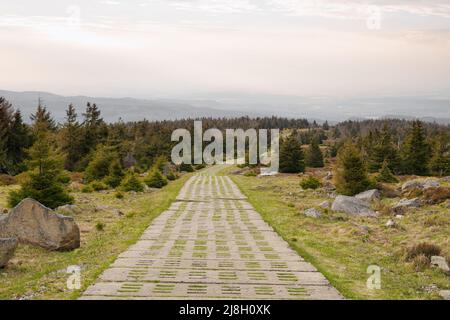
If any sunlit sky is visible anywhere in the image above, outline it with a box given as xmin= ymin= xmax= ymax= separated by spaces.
xmin=1 ymin=0 xmax=450 ymax=99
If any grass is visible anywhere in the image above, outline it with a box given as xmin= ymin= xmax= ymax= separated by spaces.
xmin=225 ymin=167 xmax=449 ymax=300
xmin=0 ymin=173 xmax=192 ymax=300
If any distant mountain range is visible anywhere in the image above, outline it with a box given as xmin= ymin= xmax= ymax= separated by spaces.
xmin=1 ymin=89 xmax=449 ymax=124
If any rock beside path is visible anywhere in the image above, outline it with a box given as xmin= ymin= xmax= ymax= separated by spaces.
xmin=331 ymin=196 xmax=377 ymax=217
xmin=0 ymin=199 xmax=80 ymax=251
xmin=401 ymin=179 xmax=440 ymax=193
xmin=0 ymin=238 xmax=18 ymax=268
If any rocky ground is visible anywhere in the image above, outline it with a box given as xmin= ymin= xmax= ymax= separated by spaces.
xmin=228 ymin=166 xmax=449 ymax=300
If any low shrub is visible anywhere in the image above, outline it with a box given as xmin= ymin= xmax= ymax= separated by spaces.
xmin=95 ymin=222 xmax=105 ymax=231
xmin=81 ymin=185 xmax=93 ymax=193
xmin=300 ymin=176 xmax=322 ymax=190
xmin=179 ymin=163 xmax=194 ymax=172
xmin=89 ymin=181 xmax=109 ymax=191
xmin=120 ymin=171 xmax=144 ymax=192
xmin=405 ymin=242 xmax=442 ymax=261
xmin=0 ymin=174 xmax=16 ymax=186
xmin=144 ymin=170 xmax=168 ymax=189
xmin=115 ymin=191 xmax=124 ymax=199
xmin=166 ymin=171 xmax=178 ymax=181
xmin=422 ymin=187 xmax=450 ymax=204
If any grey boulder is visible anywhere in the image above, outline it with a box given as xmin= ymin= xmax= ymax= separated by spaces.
xmin=0 ymin=199 xmax=80 ymax=251
xmin=355 ymin=189 xmax=381 ymax=203
xmin=0 ymin=238 xmax=18 ymax=268
xmin=331 ymin=196 xmax=377 ymax=217
xmin=393 ymin=198 xmax=421 ymax=212
xmin=431 ymin=256 xmax=450 ymax=272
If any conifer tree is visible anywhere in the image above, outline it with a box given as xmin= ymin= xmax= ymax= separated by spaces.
xmin=120 ymin=170 xmax=144 ymax=192
xmin=104 ymin=158 xmax=125 ymax=188
xmin=305 ymin=137 xmax=324 ymax=168
xmin=401 ymin=121 xmax=430 ymax=175
xmin=144 ymin=169 xmax=168 ymax=189
xmin=279 ymin=135 xmax=305 ymax=173
xmin=30 ymin=99 xmax=56 ymax=132
xmin=376 ymin=159 xmax=399 ymax=183
xmin=429 ymin=132 xmax=450 ymax=176
xmin=61 ymin=104 xmax=82 ymax=171
xmin=334 ymin=141 xmax=372 ymax=196
xmin=8 ymin=131 xmax=73 ymax=208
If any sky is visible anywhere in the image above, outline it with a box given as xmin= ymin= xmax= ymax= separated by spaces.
xmin=1 ymin=0 xmax=450 ymax=99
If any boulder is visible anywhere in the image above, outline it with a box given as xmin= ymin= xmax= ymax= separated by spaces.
xmin=331 ymin=196 xmax=377 ymax=217
xmin=393 ymin=198 xmax=421 ymax=212
xmin=0 ymin=238 xmax=18 ymax=268
xmin=430 ymin=256 xmax=450 ymax=272
xmin=439 ymin=290 xmax=450 ymax=300
xmin=355 ymin=189 xmax=381 ymax=203
xmin=0 ymin=199 xmax=80 ymax=251
xmin=304 ymin=208 xmax=321 ymax=218
xmin=401 ymin=179 xmax=440 ymax=193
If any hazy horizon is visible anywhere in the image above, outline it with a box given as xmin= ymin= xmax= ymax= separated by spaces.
xmin=1 ymin=0 xmax=450 ymax=101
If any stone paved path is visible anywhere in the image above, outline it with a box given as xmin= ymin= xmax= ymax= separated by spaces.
xmin=81 ymin=168 xmax=342 ymax=300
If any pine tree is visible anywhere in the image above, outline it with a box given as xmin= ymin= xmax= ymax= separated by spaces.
xmin=334 ymin=141 xmax=372 ymax=196
xmin=144 ymin=169 xmax=168 ymax=189
xmin=8 ymin=131 xmax=73 ymax=209
xmin=305 ymin=137 xmax=324 ymax=168
xmin=429 ymin=132 xmax=450 ymax=176
xmin=376 ymin=159 xmax=399 ymax=183
xmin=401 ymin=121 xmax=430 ymax=175
xmin=279 ymin=135 xmax=305 ymax=173
xmin=322 ymin=121 xmax=330 ymax=131
xmin=61 ymin=104 xmax=82 ymax=171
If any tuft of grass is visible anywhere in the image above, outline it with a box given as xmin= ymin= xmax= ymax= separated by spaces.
xmin=95 ymin=222 xmax=105 ymax=231
xmin=411 ymin=254 xmax=430 ymax=271
xmin=405 ymin=242 xmax=441 ymax=261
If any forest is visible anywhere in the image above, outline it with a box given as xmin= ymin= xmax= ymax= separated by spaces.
xmin=0 ymin=96 xmax=449 ymax=209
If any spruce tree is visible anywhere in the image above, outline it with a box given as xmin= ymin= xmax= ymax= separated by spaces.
xmin=305 ymin=137 xmax=324 ymax=168
xmin=8 ymin=131 xmax=73 ymax=209
xmin=429 ymin=132 xmax=450 ymax=176
xmin=120 ymin=170 xmax=144 ymax=192
xmin=30 ymin=99 xmax=56 ymax=132
xmin=0 ymin=98 xmax=13 ymax=173
xmin=367 ymin=125 xmax=401 ymax=173
xmin=401 ymin=121 xmax=430 ymax=175
xmin=279 ymin=135 xmax=305 ymax=173
xmin=104 ymin=158 xmax=125 ymax=188
xmin=61 ymin=104 xmax=82 ymax=171
xmin=376 ymin=159 xmax=399 ymax=183
xmin=144 ymin=169 xmax=168 ymax=189
xmin=334 ymin=141 xmax=372 ymax=196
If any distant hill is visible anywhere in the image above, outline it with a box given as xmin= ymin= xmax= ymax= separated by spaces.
xmin=1 ymin=90 xmax=449 ymax=124
xmin=0 ymin=90 xmax=255 ymax=123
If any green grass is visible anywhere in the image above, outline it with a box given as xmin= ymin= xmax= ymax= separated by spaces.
xmin=226 ymin=167 xmax=449 ymax=300
xmin=0 ymin=173 xmax=192 ymax=300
